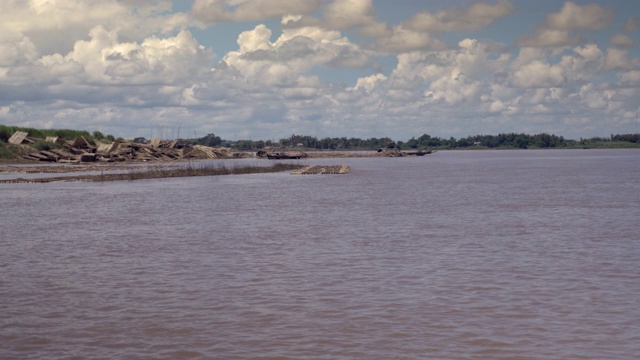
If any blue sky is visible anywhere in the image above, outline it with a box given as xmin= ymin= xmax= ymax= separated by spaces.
xmin=1 ymin=0 xmax=639 ymax=141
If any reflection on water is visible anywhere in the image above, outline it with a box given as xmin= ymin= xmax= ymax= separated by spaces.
xmin=2 ymin=150 xmax=640 ymax=359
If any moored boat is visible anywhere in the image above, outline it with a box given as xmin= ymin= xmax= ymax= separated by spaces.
xmin=266 ymin=152 xmax=307 ymax=159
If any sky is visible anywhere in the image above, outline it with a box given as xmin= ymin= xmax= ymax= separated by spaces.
xmin=1 ymin=0 xmax=639 ymax=141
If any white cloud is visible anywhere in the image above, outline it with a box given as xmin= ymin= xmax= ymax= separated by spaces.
xmin=390 ymin=39 xmax=509 ymax=87
xmin=573 ymin=43 xmax=603 ymax=61
xmin=353 ymin=73 xmax=387 ymax=93
xmin=326 ymin=0 xmax=392 ymax=42
xmin=488 ymin=83 xmax=517 ymax=100
xmin=285 ymin=0 xmax=513 ymax=53
xmin=610 ymin=34 xmax=635 ymax=48
xmin=375 ymin=26 xmax=447 ymax=52
xmin=236 ymin=23 xmax=273 ymax=52
xmin=510 ymin=44 xmax=608 ymax=89
xmin=281 ymin=0 xmax=391 ymax=42
xmin=323 ymin=0 xmax=376 ymax=30
xmin=489 ymin=100 xmax=507 ymax=113
xmin=604 ymin=48 xmax=633 ymax=70
xmin=624 ymin=17 xmax=640 ymax=31
xmin=0 ymin=32 xmax=38 ymax=66
xmin=223 ymin=24 xmax=370 ymax=86
xmin=546 ymin=2 xmax=613 ymax=30
xmin=510 ymin=47 xmax=548 ymax=69
xmin=63 ymin=27 xmax=214 ymax=85
xmin=517 ymin=29 xmax=577 ymax=48
xmin=512 ymin=60 xmax=566 ymax=88
xmin=0 ymin=19 xmax=216 ymax=131
xmin=0 ymin=0 xmax=192 ymax=56
xmin=619 ymin=71 xmax=640 ymax=84
xmin=562 ymin=43 xmax=605 ymax=78
xmin=578 ymin=83 xmax=608 ymax=109
xmin=1 ymin=0 xmax=639 ymax=141
xmin=191 ymin=0 xmax=321 ymax=22
xmin=518 ymin=1 xmax=613 ymax=48
xmin=403 ymin=0 xmax=514 ymax=33
xmin=425 ymin=69 xmax=482 ymax=105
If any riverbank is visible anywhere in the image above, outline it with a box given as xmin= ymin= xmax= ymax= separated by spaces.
xmin=0 ymin=162 xmax=305 ymax=183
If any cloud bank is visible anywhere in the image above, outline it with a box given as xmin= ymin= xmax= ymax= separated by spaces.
xmin=1 ymin=0 xmax=639 ymax=140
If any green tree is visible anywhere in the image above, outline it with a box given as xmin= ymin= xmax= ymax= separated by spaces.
xmin=405 ymin=137 xmax=418 ymax=149
xmin=197 ymin=133 xmax=222 ymax=147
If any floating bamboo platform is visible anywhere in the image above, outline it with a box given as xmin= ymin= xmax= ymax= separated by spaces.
xmin=291 ymin=165 xmax=350 ymax=175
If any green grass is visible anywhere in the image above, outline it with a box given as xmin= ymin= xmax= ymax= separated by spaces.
xmin=0 ymin=124 xmax=89 ymax=142
xmin=0 ymin=124 xmax=117 ymax=161
xmin=33 ymin=140 xmax=63 ymax=152
xmin=0 ymin=142 xmax=34 ymax=160
xmin=0 ymin=142 xmax=12 ymax=159
xmin=0 ymin=124 xmax=116 ymax=143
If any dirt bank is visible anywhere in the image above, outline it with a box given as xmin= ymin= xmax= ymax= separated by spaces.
xmin=0 ymin=163 xmax=306 ymax=183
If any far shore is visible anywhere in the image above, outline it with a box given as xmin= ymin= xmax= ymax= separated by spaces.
xmin=2 ymin=145 xmax=639 ymax=170
xmin=0 ymin=147 xmax=433 ymax=168
xmin=1 ymin=146 xmax=637 ymax=183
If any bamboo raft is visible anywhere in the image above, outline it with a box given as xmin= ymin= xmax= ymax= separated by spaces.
xmin=291 ymin=165 xmax=350 ymax=175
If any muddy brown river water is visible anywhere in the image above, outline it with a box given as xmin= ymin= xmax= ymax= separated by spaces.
xmin=1 ymin=149 xmax=639 ymax=359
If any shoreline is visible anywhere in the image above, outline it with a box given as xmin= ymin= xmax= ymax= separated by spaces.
xmin=0 ymin=162 xmax=306 ymax=183
xmin=0 ymin=148 xmax=427 ymax=169
xmin=2 ymin=147 xmax=637 ymax=180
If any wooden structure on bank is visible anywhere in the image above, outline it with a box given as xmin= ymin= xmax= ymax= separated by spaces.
xmin=20 ymin=136 xmax=243 ymax=164
xmin=45 ymin=136 xmax=65 ymax=145
xmin=8 ymin=131 xmax=32 ymax=145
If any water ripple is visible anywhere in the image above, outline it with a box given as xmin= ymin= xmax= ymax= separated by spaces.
xmin=1 ymin=150 xmax=639 ymax=359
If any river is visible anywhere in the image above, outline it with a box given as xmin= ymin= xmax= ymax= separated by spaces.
xmin=1 ymin=149 xmax=639 ymax=359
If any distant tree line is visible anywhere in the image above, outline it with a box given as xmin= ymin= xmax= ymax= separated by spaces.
xmin=3 ymin=123 xmax=638 ymax=151
xmin=279 ymin=134 xmax=396 ymax=150
xmin=445 ymin=133 xmax=568 ymax=149
xmin=191 ymin=132 xmax=640 ymax=150
xmin=609 ymin=134 xmax=640 ymax=143
xmin=191 ymin=133 xmax=222 ymax=147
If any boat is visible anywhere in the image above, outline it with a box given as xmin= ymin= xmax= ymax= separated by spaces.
xmin=403 ymin=150 xmax=434 ymax=156
xmin=266 ymin=152 xmax=307 ymax=159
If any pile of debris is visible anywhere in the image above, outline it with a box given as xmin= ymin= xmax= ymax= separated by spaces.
xmin=189 ymin=145 xmax=252 ymax=159
xmin=8 ymin=131 xmax=245 ymax=163
xmin=8 ymin=131 xmax=35 ymax=145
